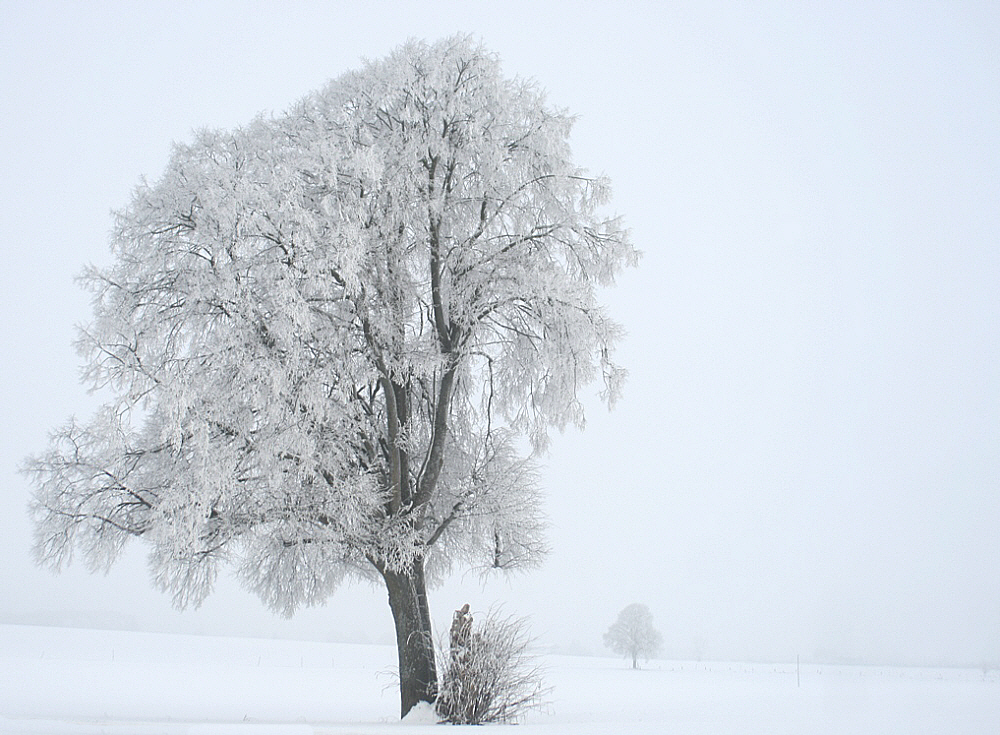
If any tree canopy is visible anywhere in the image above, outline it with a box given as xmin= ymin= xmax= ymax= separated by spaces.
xmin=24 ymin=36 xmax=637 ymax=715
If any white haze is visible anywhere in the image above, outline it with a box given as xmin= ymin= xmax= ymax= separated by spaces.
xmin=2 ymin=1 xmax=998 ymax=669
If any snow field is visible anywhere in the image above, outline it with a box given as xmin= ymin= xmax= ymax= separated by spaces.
xmin=2 ymin=625 xmax=997 ymax=734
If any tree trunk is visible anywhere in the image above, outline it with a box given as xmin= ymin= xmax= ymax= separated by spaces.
xmin=383 ymin=558 xmax=438 ymax=718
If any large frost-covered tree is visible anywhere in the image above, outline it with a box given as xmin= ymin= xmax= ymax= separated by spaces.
xmin=23 ymin=36 xmax=636 ymax=717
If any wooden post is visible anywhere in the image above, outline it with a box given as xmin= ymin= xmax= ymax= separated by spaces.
xmin=450 ymin=603 xmax=473 ymax=658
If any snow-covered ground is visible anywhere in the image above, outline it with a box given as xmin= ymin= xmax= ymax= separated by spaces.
xmin=2 ymin=624 xmax=996 ymax=734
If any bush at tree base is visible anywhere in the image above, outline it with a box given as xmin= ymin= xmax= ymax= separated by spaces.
xmin=435 ymin=608 xmax=549 ymax=724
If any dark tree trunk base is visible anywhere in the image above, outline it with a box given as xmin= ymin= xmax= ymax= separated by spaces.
xmin=382 ymin=559 xmax=438 ymax=718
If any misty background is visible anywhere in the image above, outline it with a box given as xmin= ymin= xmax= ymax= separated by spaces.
xmin=2 ymin=1 xmax=998 ymax=668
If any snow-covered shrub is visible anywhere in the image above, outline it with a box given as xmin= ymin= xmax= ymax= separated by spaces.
xmin=435 ymin=606 xmax=549 ymax=724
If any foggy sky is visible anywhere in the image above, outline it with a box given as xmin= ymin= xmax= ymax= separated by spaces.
xmin=2 ymin=1 xmax=998 ymax=667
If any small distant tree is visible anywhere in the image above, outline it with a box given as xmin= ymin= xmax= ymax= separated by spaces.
xmin=604 ymin=603 xmax=662 ymax=669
